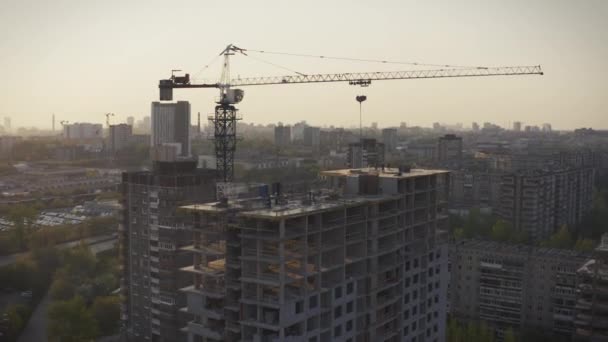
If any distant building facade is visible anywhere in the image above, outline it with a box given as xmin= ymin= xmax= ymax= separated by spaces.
xmin=303 ymin=126 xmax=321 ymax=149
xmin=497 ymin=168 xmax=594 ymax=241
xmin=513 ymin=121 xmax=522 ymax=132
xmin=436 ymin=134 xmax=463 ymax=163
xmin=63 ymin=122 xmax=103 ymax=140
xmin=347 ymin=138 xmax=385 ymax=168
xmin=151 ymin=101 xmax=191 ymax=157
xmin=451 ymin=239 xmax=589 ymax=338
xmin=0 ymin=136 xmax=22 ymax=155
xmin=274 ymin=124 xmax=291 ymax=146
xmin=109 ymin=123 xmax=133 ymax=153
xmin=120 ymin=161 xmax=216 ymax=342
xmin=382 ymin=128 xmax=398 ymax=152
xmin=449 ymin=171 xmax=502 ymax=211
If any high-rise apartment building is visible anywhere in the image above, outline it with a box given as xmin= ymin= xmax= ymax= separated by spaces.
xmin=63 ymin=122 xmax=103 ymax=140
xmin=513 ymin=121 xmax=522 ymax=132
xmin=120 ymin=160 xmax=215 ymax=341
xmin=109 ymin=123 xmax=133 ymax=154
xmin=181 ymin=167 xmax=450 ymax=342
xmin=151 ymin=101 xmax=191 ymax=157
xmin=347 ymin=138 xmax=385 ymax=169
xmin=497 ymin=168 xmax=594 ymax=241
xmin=382 ymin=128 xmax=398 ymax=152
xmin=274 ymin=124 xmax=291 ymax=146
xmin=449 ymin=171 xmax=502 ymax=211
xmin=451 ymin=239 xmax=589 ymax=338
xmin=303 ymin=126 xmax=321 ymax=149
xmin=436 ymin=134 xmax=462 ymax=163
xmin=320 ymin=129 xmax=355 ymax=153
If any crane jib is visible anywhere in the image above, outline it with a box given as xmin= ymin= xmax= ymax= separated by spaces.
xmin=229 ymin=65 xmax=543 ymax=87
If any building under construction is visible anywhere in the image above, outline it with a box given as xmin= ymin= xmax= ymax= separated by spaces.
xmin=180 ymin=167 xmax=450 ymax=342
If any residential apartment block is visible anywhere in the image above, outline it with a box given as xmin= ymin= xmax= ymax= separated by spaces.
xmin=449 ymin=171 xmax=502 ymax=211
xmin=109 ymin=123 xmax=133 ymax=154
xmin=347 ymin=139 xmax=385 ymax=169
xmin=497 ymin=167 xmax=594 ymax=241
xmin=120 ymin=160 xmax=215 ymax=341
xmin=274 ymin=125 xmax=292 ymax=146
xmin=181 ymin=167 xmax=450 ymax=342
xmin=436 ymin=134 xmax=462 ymax=164
xmin=151 ymin=101 xmax=191 ymax=157
xmin=450 ymin=240 xmax=589 ymax=338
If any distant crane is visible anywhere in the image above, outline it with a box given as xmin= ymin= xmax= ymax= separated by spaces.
xmin=60 ymin=120 xmax=69 ymax=138
xmin=105 ymin=112 xmax=115 ymax=128
xmin=159 ymin=44 xmax=543 ymax=182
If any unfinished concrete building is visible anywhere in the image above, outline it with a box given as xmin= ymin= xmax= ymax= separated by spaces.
xmin=181 ymin=167 xmax=450 ymax=342
xmin=120 ymin=160 xmax=216 ymax=341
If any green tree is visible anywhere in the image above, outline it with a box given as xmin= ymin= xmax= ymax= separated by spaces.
xmin=48 ymin=296 xmax=98 ymax=342
xmin=504 ymin=327 xmax=517 ymax=342
xmin=542 ymin=225 xmax=573 ymax=249
xmin=454 ymin=227 xmax=466 ymax=240
xmin=8 ymin=205 xmax=38 ymax=250
xmin=447 ymin=318 xmax=462 ymax=342
xmin=574 ymin=238 xmax=596 ymax=252
xmin=4 ymin=304 xmax=30 ymax=338
xmin=50 ymin=273 xmax=76 ymax=301
xmin=91 ymin=296 xmax=120 ymax=335
xmin=478 ymin=321 xmax=494 ymax=342
xmin=63 ymin=245 xmax=97 ymax=278
xmin=465 ymin=321 xmax=478 ymax=341
xmin=91 ymin=273 xmax=118 ymax=298
xmin=490 ymin=220 xmax=512 ymax=242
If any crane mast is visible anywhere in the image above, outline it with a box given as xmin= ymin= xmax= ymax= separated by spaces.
xmin=158 ymin=45 xmax=543 ymax=182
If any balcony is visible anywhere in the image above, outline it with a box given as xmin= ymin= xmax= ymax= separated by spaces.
xmin=182 ymin=284 xmax=225 ymax=299
xmin=346 ymin=230 xmax=365 ymax=243
xmin=187 ymin=321 xmax=223 ymax=340
xmin=240 ymin=319 xmax=282 ymax=334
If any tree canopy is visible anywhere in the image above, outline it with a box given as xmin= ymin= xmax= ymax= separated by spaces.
xmin=48 ymin=296 xmax=98 ymax=342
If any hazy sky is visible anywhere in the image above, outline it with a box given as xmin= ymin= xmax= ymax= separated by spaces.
xmin=1 ymin=0 xmax=606 ymax=130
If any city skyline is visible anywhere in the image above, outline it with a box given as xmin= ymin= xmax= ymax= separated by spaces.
xmin=1 ymin=0 xmax=607 ymax=130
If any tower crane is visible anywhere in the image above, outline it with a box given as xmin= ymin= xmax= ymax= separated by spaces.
xmin=60 ymin=120 xmax=69 ymax=138
xmin=159 ymin=44 xmax=543 ymax=182
xmin=105 ymin=112 xmax=115 ymax=128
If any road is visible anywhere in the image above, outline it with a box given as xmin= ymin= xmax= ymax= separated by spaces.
xmin=16 ymin=238 xmax=117 ymax=342
xmin=0 ymin=234 xmax=116 ymax=267
xmin=17 ymin=292 xmax=50 ymax=342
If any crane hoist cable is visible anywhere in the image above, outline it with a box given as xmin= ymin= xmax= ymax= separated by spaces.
xmin=242 ymin=53 xmax=308 ymax=76
xmin=246 ymin=48 xmax=489 ymax=69
xmin=191 ymin=54 xmax=222 ymax=82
